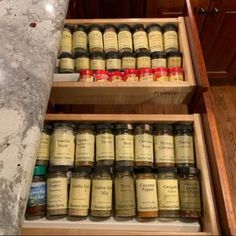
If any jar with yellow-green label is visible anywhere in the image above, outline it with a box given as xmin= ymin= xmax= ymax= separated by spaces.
xmin=133 ymin=24 xmax=149 ymax=53
xmin=59 ymin=24 xmax=72 ymax=55
xmin=75 ymin=51 xmax=90 ymax=72
xmin=88 ymin=24 xmax=103 ymax=53
xmin=163 ymin=24 xmax=179 ymax=52
xmin=59 ymin=53 xmax=74 ymax=73
xmin=121 ymin=51 xmax=136 ymax=70
xmin=118 ymin=24 xmax=133 ymax=53
xmin=167 ymin=50 xmax=182 ymax=68
xmin=151 ymin=51 xmax=167 ymax=69
xmin=106 ymin=51 xmax=122 ymax=72
xmin=136 ymin=50 xmax=151 ymax=69
xmin=146 ymin=24 xmax=163 ymax=52
xmin=103 ymin=24 xmax=118 ymax=53
xmin=90 ymin=51 xmax=105 ymax=71
xmin=72 ymin=24 xmax=88 ymax=54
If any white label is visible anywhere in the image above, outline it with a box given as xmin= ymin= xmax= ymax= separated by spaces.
xmin=89 ymin=30 xmax=103 ymax=50
xmin=60 ymin=30 xmax=72 ymax=53
xmin=37 ymin=133 xmax=50 ymax=161
xmin=103 ymin=31 xmax=118 ymax=51
xmin=133 ymin=31 xmax=148 ymax=51
xmin=137 ymin=56 xmax=151 ymax=69
xmin=96 ymin=133 xmax=114 ymax=161
xmin=116 ymin=134 xmax=134 ymax=161
xmin=106 ymin=58 xmax=121 ymax=70
xmin=122 ymin=57 xmax=136 ymax=69
xmin=90 ymin=59 xmax=105 ymax=70
xmin=164 ymin=31 xmax=178 ymax=50
xmin=75 ymin=57 xmax=90 ymax=71
xmin=152 ymin=58 xmax=167 ymax=68
xmin=148 ymin=31 xmax=163 ymax=52
xmin=73 ymin=31 xmax=87 ymax=51
xmin=118 ymin=31 xmax=132 ymax=51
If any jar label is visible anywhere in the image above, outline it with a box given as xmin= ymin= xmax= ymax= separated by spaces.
xmin=106 ymin=58 xmax=121 ymax=70
xmin=60 ymin=30 xmax=72 ymax=53
xmin=91 ymin=179 xmax=112 ymax=210
xmin=137 ymin=56 xmax=151 ymax=69
xmin=103 ymin=31 xmax=118 ymax=51
xmin=154 ymin=75 xmax=169 ymax=82
xmin=179 ymin=179 xmax=201 ymax=211
xmin=139 ymin=74 xmax=153 ymax=82
xmin=118 ymin=31 xmax=132 ymax=51
xmin=125 ymin=75 xmax=139 ymax=82
xmin=152 ymin=58 xmax=167 ymax=68
xmin=47 ymin=177 xmax=67 ymax=210
xmin=69 ymin=178 xmax=91 ymax=211
xmin=164 ymin=31 xmax=178 ymax=50
xmin=89 ymin=30 xmax=103 ymax=50
xmin=122 ymin=57 xmax=136 ymax=69
xmin=59 ymin=58 xmax=74 ymax=71
xmin=73 ymin=31 xmax=87 ymax=51
xmin=115 ymin=178 xmax=135 ymax=210
xmin=136 ymin=179 xmax=158 ymax=211
xmin=133 ymin=31 xmax=148 ymax=51
xmin=168 ymin=57 xmax=182 ymax=68
xmin=154 ymin=135 xmax=175 ymax=164
xmin=169 ymin=74 xmax=184 ymax=81
xmin=157 ymin=179 xmax=179 ymax=210
xmin=135 ymin=134 xmax=153 ymax=163
xmin=75 ymin=133 xmax=95 ymax=163
xmin=96 ymin=133 xmax=114 ymax=161
xmin=90 ymin=59 xmax=105 ymax=70
xmin=148 ymin=31 xmax=163 ymax=52
xmin=27 ymin=182 xmax=46 ymax=207
xmin=75 ymin=57 xmax=90 ymax=71
xmin=116 ymin=134 xmax=134 ymax=161
xmin=37 ymin=133 xmax=50 ymax=161
xmin=174 ymin=135 xmax=194 ymax=164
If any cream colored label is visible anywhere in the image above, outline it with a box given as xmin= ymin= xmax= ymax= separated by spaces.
xmin=89 ymin=30 xmax=103 ymax=50
xmin=136 ymin=179 xmax=158 ymax=211
xmin=152 ymin=58 xmax=167 ymax=68
xmin=179 ymin=179 xmax=201 ymax=211
xmin=91 ymin=180 xmax=112 ymax=210
xmin=96 ymin=133 xmax=114 ymax=161
xmin=122 ymin=57 xmax=136 ymax=69
xmin=137 ymin=56 xmax=151 ymax=69
xmin=139 ymin=74 xmax=153 ymax=82
xmin=133 ymin=31 xmax=148 ymax=51
xmin=37 ymin=133 xmax=50 ymax=161
xmin=155 ymin=75 xmax=169 ymax=82
xmin=75 ymin=57 xmax=90 ymax=70
xmin=169 ymin=74 xmax=184 ymax=81
xmin=164 ymin=31 xmax=178 ymax=50
xmin=90 ymin=59 xmax=105 ymax=70
xmin=75 ymin=133 xmax=95 ymax=163
xmin=135 ymin=134 xmax=153 ymax=163
xmin=59 ymin=58 xmax=74 ymax=70
xmin=60 ymin=30 xmax=72 ymax=53
xmin=148 ymin=31 xmax=163 ymax=52
xmin=168 ymin=57 xmax=182 ymax=68
xmin=157 ymin=179 xmax=179 ymax=210
xmin=174 ymin=135 xmax=194 ymax=164
xmin=47 ymin=177 xmax=67 ymax=210
xmin=103 ymin=31 xmax=118 ymax=50
xmin=118 ymin=31 xmax=132 ymax=50
xmin=69 ymin=178 xmax=91 ymax=211
xmin=154 ymin=135 xmax=175 ymax=163
xmin=73 ymin=31 xmax=87 ymax=51
xmin=125 ymin=75 xmax=139 ymax=82
xmin=116 ymin=134 xmax=134 ymax=161
xmin=106 ymin=58 xmax=121 ymax=70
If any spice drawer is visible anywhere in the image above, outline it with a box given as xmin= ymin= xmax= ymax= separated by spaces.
xmin=22 ymin=114 xmax=219 ymax=235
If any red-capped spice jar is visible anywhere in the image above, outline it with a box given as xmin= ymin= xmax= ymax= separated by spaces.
xmin=95 ymin=70 xmax=110 ymax=82
xmin=153 ymin=67 xmax=168 ymax=82
xmin=169 ymin=67 xmax=184 ymax=81
xmin=79 ymin=70 xmax=94 ymax=82
xmin=139 ymin=68 xmax=154 ymax=82
xmin=124 ymin=69 xmax=139 ymax=82
xmin=109 ymin=71 xmax=123 ymax=82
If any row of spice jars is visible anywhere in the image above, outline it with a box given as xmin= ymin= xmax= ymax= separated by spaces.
xmin=59 ymin=23 xmax=179 ymax=55
xmin=25 ymin=165 xmax=201 ymax=221
xmin=36 ymin=123 xmax=194 ymax=168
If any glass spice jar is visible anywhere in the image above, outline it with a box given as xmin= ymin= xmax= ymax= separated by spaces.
xmin=167 ymin=50 xmax=183 ymax=68
xmin=135 ymin=167 xmax=158 ymax=219
xmin=157 ymin=167 xmax=180 ymax=218
xmin=134 ymin=124 xmax=154 ymax=166
xmin=153 ymin=124 xmax=175 ymax=167
xmin=114 ymin=166 xmax=136 ymax=218
xmin=75 ymin=51 xmax=90 ymax=72
xmin=106 ymin=51 xmax=122 ymax=72
xmin=124 ymin=69 xmax=139 ymax=82
xmin=88 ymin=24 xmax=103 ymax=53
xmin=79 ymin=69 xmax=94 ymax=82
xmin=178 ymin=167 xmax=201 ymax=219
xmin=146 ymin=24 xmax=163 ymax=52
xmin=121 ymin=51 xmax=136 ymax=70
xmin=96 ymin=123 xmax=114 ymax=166
xmin=50 ymin=122 xmax=75 ymax=167
xmin=136 ymin=50 xmax=151 ymax=69
xmin=72 ymin=24 xmax=88 ymax=54
xmin=169 ymin=67 xmax=184 ymax=81
xmin=109 ymin=71 xmax=123 ymax=82
xmin=59 ymin=53 xmax=74 ymax=73
xmin=103 ymin=24 xmax=118 ymax=53
xmin=68 ymin=167 xmax=91 ymax=220
xmin=90 ymin=166 xmax=113 ymax=219
xmin=117 ymin=24 xmax=133 ymax=53
xmin=163 ymin=23 xmax=179 ymax=52
xmin=115 ymin=123 xmax=134 ymax=166
xmin=94 ymin=70 xmax=109 ymax=82
xmin=133 ymin=24 xmax=149 ymax=52
xmin=139 ymin=68 xmax=154 ymax=82
xmin=59 ymin=24 xmax=72 ymax=55
xmin=90 ymin=51 xmax=105 ymax=71
xmin=151 ymin=51 xmax=167 ymax=69
xmin=75 ymin=124 xmax=95 ymax=166
xmin=25 ymin=166 xmax=47 ymax=220
xmin=153 ymin=67 xmax=169 ymax=82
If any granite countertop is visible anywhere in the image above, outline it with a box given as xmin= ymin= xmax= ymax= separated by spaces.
xmin=0 ymin=0 xmax=69 ymax=234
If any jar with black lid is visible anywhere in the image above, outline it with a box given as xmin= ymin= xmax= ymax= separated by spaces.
xmin=59 ymin=53 xmax=74 ymax=73
xmin=115 ymin=123 xmax=134 ymax=166
xmin=133 ymin=24 xmax=149 ymax=52
xmin=167 ymin=50 xmax=182 ymax=68
xmin=118 ymin=24 xmax=133 ymax=53
xmin=151 ymin=51 xmax=167 ymax=68
xmin=106 ymin=51 xmax=121 ymax=72
xmin=88 ymin=24 xmax=103 ymax=53
xmin=178 ymin=167 xmax=201 ymax=219
xmin=103 ymin=24 xmax=118 ymax=53
xmin=121 ymin=51 xmax=136 ymax=70
xmin=136 ymin=50 xmax=151 ymax=69
xmin=75 ymin=51 xmax=90 ymax=72
xmin=59 ymin=24 xmax=72 ymax=55
xmin=72 ymin=24 xmax=88 ymax=54
xmin=96 ymin=123 xmax=114 ymax=166
xmin=90 ymin=51 xmax=105 ymax=71
xmin=163 ymin=23 xmax=179 ymax=52
xmin=146 ymin=24 xmax=163 ymax=52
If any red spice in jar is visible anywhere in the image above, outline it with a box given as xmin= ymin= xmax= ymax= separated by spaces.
xmin=139 ymin=68 xmax=154 ymax=82
xmin=153 ymin=67 xmax=168 ymax=82
xmin=109 ymin=71 xmax=124 ymax=82
xmin=124 ymin=69 xmax=139 ymax=82
xmin=80 ymin=69 xmax=94 ymax=82
xmin=169 ymin=67 xmax=184 ymax=81
xmin=95 ymin=70 xmax=110 ymax=82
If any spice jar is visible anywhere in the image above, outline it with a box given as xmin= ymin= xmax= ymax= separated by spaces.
xmin=109 ymin=71 xmax=123 ymax=82
xmin=96 ymin=123 xmax=114 ymax=166
xmin=88 ymin=24 xmax=103 ymax=53
xmin=163 ymin=24 xmax=179 ymax=52
xmin=75 ymin=124 xmax=95 ymax=166
xmin=106 ymin=51 xmax=121 ymax=72
xmin=75 ymin=51 xmax=90 ymax=72
xmin=59 ymin=24 xmax=72 ymax=55
xmin=169 ymin=67 xmax=184 ymax=81
xmin=115 ymin=123 xmax=134 ymax=166
xmin=134 ymin=124 xmax=154 ymax=166
xmin=90 ymin=166 xmax=113 ymax=219
xmin=117 ymin=24 xmax=133 ymax=53
xmin=121 ymin=52 xmax=136 ymax=70
xmin=90 ymin=52 xmax=105 ymax=71
xmin=47 ymin=167 xmax=68 ymax=219
xmin=174 ymin=125 xmax=195 ymax=167
xmin=79 ymin=69 xmax=94 ymax=82
xmin=94 ymin=70 xmax=109 ymax=82
xmin=153 ymin=67 xmax=169 ymax=82
xmin=135 ymin=167 xmax=158 ymax=219
xmin=139 ymin=68 xmax=154 ymax=82
xmin=136 ymin=50 xmax=151 ymax=69
xmin=151 ymin=51 xmax=167 ymax=68
xmin=72 ymin=25 xmax=88 ymax=54
xmin=167 ymin=51 xmax=182 ymax=68
xmin=50 ymin=122 xmax=75 ymax=167
xmin=103 ymin=24 xmax=118 ymax=53
xmin=36 ymin=123 xmax=52 ymax=166
xmin=124 ymin=69 xmax=139 ymax=82
xmin=25 ymin=166 xmax=47 ymax=220
xmin=146 ymin=24 xmax=163 ymax=52
xmin=59 ymin=53 xmax=74 ymax=73
xmin=68 ymin=167 xmax=91 ymax=220
xmin=157 ymin=167 xmax=180 ymax=218
xmin=178 ymin=167 xmax=201 ymax=219
xmin=114 ymin=166 xmax=136 ymax=218
xmin=153 ymin=124 xmax=175 ymax=167
xmin=133 ymin=24 xmax=149 ymax=52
